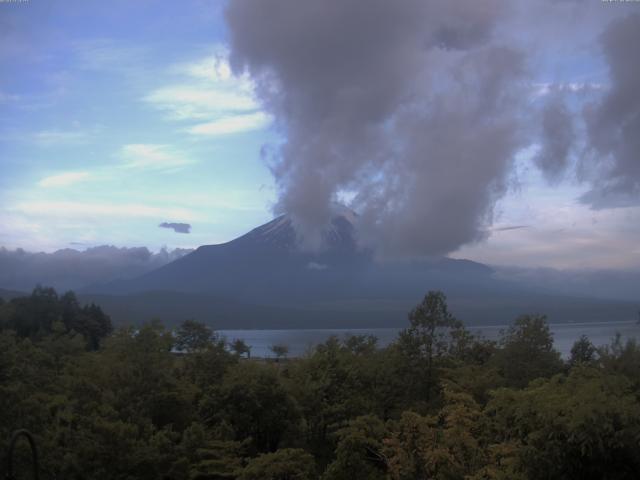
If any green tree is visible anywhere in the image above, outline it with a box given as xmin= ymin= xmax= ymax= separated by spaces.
xmin=322 ymin=415 xmax=387 ymax=480
xmin=100 ymin=321 xmax=194 ymax=430
xmin=568 ymin=334 xmax=598 ymax=367
xmin=487 ymin=367 xmax=640 ymax=479
xmin=494 ymin=314 xmax=563 ymax=388
xmin=76 ymin=302 xmax=113 ymax=350
xmin=5 ymin=286 xmax=61 ymax=339
xmin=238 ymin=448 xmax=317 ymax=480
xmin=201 ymin=362 xmax=299 ymax=453
xmin=230 ymin=338 xmax=251 ymax=359
xmin=2 ymin=289 xmax=112 ymax=350
xmin=175 ymin=319 xmax=216 ymax=353
xmin=598 ymin=333 xmax=640 ymax=390
xmin=342 ymin=335 xmax=378 ymax=356
xmin=395 ymin=291 xmax=465 ymax=402
xmin=270 ymin=343 xmax=289 ymax=362
xmin=179 ymin=422 xmax=246 ymax=480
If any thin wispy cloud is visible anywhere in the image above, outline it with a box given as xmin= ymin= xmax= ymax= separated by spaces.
xmin=38 ymin=171 xmax=90 ymax=188
xmin=187 ymin=112 xmax=270 ymax=136
xmin=144 ymin=49 xmax=269 ymax=136
xmin=13 ymin=201 xmax=197 ymax=221
xmin=73 ymin=38 xmax=148 ymax=74
xmin=32 ymin=130 xmax=89 ymax=146
xmin=120 ymin=144 xmax=193 ymax=171
xmin=145 ymin=86 xmax=257 ymax=120
xmin=0 ymin=91 xmax=20 ymax=103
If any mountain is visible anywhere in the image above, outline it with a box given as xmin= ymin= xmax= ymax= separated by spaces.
xmin=86 ymin=211 xmax=638 ymax=328
xmin=92 ymin=210 xmax=494 ymax=301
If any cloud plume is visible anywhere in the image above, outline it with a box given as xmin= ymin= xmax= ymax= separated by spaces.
xmin=225 ymin=1 xmax=640 ymax=256
xmin=534 ymin=97 xmax=575 ymax=184
xmin=582 ymin=13 xmax=640 ymax=209
xmin=226 ymin=0 xmax=529 ymax=256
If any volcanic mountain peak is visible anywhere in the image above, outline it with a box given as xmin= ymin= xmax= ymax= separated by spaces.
xmin=235 ymin=206 xmax=359 ymax=253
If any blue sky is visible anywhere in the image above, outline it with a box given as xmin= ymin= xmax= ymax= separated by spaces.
xmin=1 ymin=0 xmax=277 ymax=251
xmin=1 ymin=0 xmax=639 ymax=270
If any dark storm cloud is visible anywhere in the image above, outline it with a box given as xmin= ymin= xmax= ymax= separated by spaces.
xmin=159 ymin=222 xmax=192 ymax=234
xmin=0 ymin=246 xmax=193 ymax=292
xmin=226 ymin=0 xmax=528 ymax=256
xmin=582 ymin=13 xmax=640 ymax=209
xmin=534 ymin=96 xmax=575 ymax=183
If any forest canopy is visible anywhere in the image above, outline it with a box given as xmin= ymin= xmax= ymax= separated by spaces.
xmin=1 ymin=288 xmax=639 ymax=479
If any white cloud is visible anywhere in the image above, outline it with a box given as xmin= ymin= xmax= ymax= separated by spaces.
xmin=145 ymin=86 xmax=257 ymax=120
xmin=13 ymin=201 xmax=198 ymax=222
xmin=173 ymin=51 xmax=234 ymax=80
xmin=187 ymin=112 xmax=270 ymax=136
xmin=120 ymin=144 xmax=193 ymax=171
xmin=38 ymin=171 xmax=90 ymax=188
xmin=532 ymin=82 xmax=605 ymax=97
xmin=143 ymin=49 xmax=269 ymax=135
xmin=0 ymin=91 xmax=20 ymax=103
xmin=33 ymin=130 xmax=89 ymax=145
xmin=73 ymin=39 xmax=147 ymax=73
xmin=455 ymin=189 xmax=640 ymax=270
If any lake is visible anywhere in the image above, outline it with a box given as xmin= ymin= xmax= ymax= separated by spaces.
xmin=219 ymin=321 xmax=640 ymax=358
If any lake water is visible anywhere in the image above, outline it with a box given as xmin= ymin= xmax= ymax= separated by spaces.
xmin=219 ymin=321 xmax=640 ymax=358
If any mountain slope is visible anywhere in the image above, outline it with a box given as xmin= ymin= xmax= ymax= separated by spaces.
xmin=88 ymin=212 xmax=638 ymax=328
xmin=92 ymin=211 xmax=492 ymax=301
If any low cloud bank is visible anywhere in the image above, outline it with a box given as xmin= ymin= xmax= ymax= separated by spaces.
xmin=0 ymin=245 xmax=193 ymax=292
xmin=494 ymin=266 xmax=640 ymax=303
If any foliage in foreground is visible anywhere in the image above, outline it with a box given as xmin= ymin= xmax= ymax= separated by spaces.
xmin=1 ymin=288 xmax=639 ymax=479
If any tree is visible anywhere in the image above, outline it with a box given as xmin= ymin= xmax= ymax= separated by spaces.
xmin=495 ymin=314 xmax=563 ymax=388
xmin=323 ymin=415 xmax=387 ymax=480
xmin=201 ymin=362 xmax=299 ymax=453
xmin=568 ymin=335 xmax=598 ymax=367
xmin=231 ymin=338 xmax=251 ymax=359
xmin=238 ymin=448 xmax=316 ymax=480
xmin=76 ymin=302 xmax=113 ymax=350
xmin=6 ymin=286 xmax=61 ymax=338
xmin=270 ymin=343 xmax=289 ymax=362
xmin=179 ymin=422 xmax=246 ymax=480
xmin=598 ymin=333 xmax=640 ymax=390
xmin=487 ymin=368 xmax=640 ymax=479
xmin=343 ymin=334 xmax=378 ymax=356
xmin=180 ymin=337 xmax=237 ymax=389
xmin=396 ymin=291 xmax=465 ymax=401
xmin=175 ymin=319 xmax=216 ymax=353
xmin=2 ymin=289 xmax=111 ymax=350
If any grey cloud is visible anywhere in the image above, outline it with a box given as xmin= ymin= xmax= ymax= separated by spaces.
xmin=494 ymin=265 xmax=640 ymax=303
xmin=579 ymin=188 xmax=640 ymax=211
xmin=159 ymin=222 xmax=192 ymax=234
xmin=492 ymin=225 xmax=529 ymax=232
xmin=0 ymin=246 xmax=193 ymax=292
xmin=582 ymin=13 xmax=640 ymax=209
xmin=534 ymin=96 xmax=574 ymax=183
xmin=226 ymin=0 xmax=528 ymax=257
xmin=307 ymin=262 xmax=328 ymax=271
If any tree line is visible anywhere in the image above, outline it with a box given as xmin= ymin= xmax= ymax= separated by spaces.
xmin=1 ymin=288 xmax=639 ymax=479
